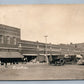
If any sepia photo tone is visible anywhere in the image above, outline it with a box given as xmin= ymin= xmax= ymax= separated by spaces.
xmin=0 ymin=4 xmax=84 ymax=80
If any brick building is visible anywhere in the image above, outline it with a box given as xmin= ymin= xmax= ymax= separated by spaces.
xmin=0 ymin=24 xmax=83 ymax=64
xmin=0 ymin=24 xmax=23 ymax=64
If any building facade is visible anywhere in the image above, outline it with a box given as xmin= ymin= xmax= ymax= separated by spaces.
xmin=0 ymin=24 xmax=23 ymax=64
xmin=0 ymin=24 xmax=83 ymax=64
xmin=0 ymin=24 xmax=20 ymax=49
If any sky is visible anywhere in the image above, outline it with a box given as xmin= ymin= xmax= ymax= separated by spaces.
xmin=0 ymin=4 xmax=84 ymax=44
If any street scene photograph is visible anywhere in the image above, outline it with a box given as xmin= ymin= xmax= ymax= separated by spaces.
xmin=0 ymin=4 xmax=84 ymax=80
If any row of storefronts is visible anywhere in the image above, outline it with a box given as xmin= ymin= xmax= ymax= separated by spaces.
xmin=0 ymin=24 xmax=83 ymax=64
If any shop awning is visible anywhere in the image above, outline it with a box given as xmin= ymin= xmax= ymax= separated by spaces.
xmin=23 ymin=54 xmax=37 ymax=56
xmin=76 ymin=55 xmax=82 ymax=58
xmin=0 ymin=52 xmax=23 ymax=58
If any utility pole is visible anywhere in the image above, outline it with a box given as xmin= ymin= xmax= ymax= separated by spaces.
xmin=44 ymin=36 xmax=49 ymax=64
xmin=49 ymin=43 xmax=52 ymax=62
xmin=36 ymin=41 xmax=39 ymax=61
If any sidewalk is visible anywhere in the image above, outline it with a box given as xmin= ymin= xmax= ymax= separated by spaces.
xmin=0 ymin=62 xmax=48 ymax=72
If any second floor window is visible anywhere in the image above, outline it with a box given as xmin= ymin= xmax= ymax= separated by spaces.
xmin=0 ymin=35 xmax=4 ymax=44
xmin=13 ymin=37 xmax=17 ymax=45
xmin=7 ymin=36 xmax=10 ymax=44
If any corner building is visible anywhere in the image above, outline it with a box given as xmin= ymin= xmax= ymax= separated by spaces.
xmin=0 ymin=24 xmax=23 ymax=64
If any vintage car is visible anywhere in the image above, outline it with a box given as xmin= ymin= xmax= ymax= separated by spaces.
xmin=77 ymin=58 xmax=84 ymax=65
xmin=48 ymin=54 xmax=82 ymax=66
xmin=48 ymin=55 xmax=65 ymax=66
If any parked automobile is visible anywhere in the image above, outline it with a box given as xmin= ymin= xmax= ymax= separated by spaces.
xmin=77 ymin=58 xmax=84 ymax=65
xmin=48 ymin=55 xmax=65 ymax=66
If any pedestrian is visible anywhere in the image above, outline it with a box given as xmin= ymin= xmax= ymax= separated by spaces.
xmin=5 ymin=62 xmax=7 ymax=68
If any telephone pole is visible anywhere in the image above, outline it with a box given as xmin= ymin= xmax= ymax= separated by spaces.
xmin=44 ymin=35 xmax=49 ymax=63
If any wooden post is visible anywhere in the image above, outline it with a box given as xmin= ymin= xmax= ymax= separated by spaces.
xmin=18 ymin=43 xmax=22 ymax=53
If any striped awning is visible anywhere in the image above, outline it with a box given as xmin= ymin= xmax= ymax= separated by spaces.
xmin=0 ymin=52 xmax=23 ymax=58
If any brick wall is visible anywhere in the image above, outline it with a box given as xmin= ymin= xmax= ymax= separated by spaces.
xmin=0 ymin=24 xmax=21 ymax=49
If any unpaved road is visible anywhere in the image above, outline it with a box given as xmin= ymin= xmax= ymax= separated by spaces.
xmin=0 ymin=63 xmax=84 ymax=80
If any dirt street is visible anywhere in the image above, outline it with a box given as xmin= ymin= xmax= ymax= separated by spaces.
xmin=0 ymin=63 xmax=84 ymax=80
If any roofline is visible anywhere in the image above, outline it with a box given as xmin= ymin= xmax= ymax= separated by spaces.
xmin=0 ymin=24 xmax=20 ymax=30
